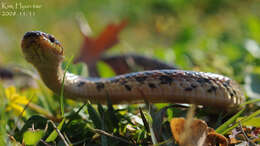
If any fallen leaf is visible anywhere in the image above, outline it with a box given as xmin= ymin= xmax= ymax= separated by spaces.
xmin=170 ymin=118 xmax=208 ymax=146
xmin=170 ymin=118 xmax=228 ymax=146
xmin=206 ymin=131 xmax=228 ymax=146
xmin=74 ymin=19 xmax=127 ymax=64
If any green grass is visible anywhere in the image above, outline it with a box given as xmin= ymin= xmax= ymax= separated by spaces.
xmin=60 ymin=55 xmax=74 ymax=117
xmin=0 ymin=0 xmax=260 ymax=145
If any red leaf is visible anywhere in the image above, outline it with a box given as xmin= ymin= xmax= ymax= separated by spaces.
xmin=74 ymin=20 xmax=127 ymax=64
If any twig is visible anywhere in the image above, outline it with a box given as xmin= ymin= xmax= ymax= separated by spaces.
xmin=40 ymin=139 xmax=51 ymax=146
xmin=63 ymin=132 xmax=72 ymax=145
xmin=239 ymin=121 xmax=256 ymax=145
xmin=89 ymin=127 xmax=136 ymax=146
xmin=48 ymin=120 xmax=70 ymax=146
xmin=28 ymin=102 xmax=60 ymax=122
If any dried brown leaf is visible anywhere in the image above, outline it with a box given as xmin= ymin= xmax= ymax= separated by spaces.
xmin=170 ymin=118 xmax=228 ymax=146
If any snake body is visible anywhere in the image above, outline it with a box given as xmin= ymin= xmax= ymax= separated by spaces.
xmin=88 ymin=54 xmax=177 ymax=77
xmin=21 ymin=31 xmax=244 ymax=111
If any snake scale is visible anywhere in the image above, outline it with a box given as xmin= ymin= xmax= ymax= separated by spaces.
xmin=21 ymin=31 xmax=244 ymax=111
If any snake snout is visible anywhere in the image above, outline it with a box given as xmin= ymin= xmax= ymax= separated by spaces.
xmin=23 ymin=31 xmax=43 ymax=39
xmin=22 ymin=31 xmax=45 ymax=49
xmin=22 ymin=31 xmax=64 ymax=65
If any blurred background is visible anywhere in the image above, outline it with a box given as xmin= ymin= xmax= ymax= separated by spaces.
xmin=0 ymin=0 xmax=260 ymax=97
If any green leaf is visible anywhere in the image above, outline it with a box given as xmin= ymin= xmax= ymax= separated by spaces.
xmin=15 ymin=116 xmax=49 ymax=142
xmin=97 ymin=61 xmax=115 ymax=78
xmin=87 ymin=104 xmax=102 ymax=129
xmin=247 ymin=16 xmax=260 ymax=43
xmin=236 ymin=117 xmax=260 ymax=127
xmin=23 ymin=129 xmax=45 ymax=145
xmin=45 ymin=118 xmax=65 ymax=142
xmin=62 ymin=62 xmax=88 ymax=76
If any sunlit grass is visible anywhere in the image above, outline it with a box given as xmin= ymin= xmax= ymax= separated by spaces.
xmin=0 ymin=0 xmax=259 ymax=145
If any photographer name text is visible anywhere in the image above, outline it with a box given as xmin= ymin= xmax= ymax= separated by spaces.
xmin=0 ymin=1 xmax=42 ymax=17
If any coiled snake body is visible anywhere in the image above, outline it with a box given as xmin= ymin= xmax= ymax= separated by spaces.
xmin=21 ymin=31 xmax=244 ymax=111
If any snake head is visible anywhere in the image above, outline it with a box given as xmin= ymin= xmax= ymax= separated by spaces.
xmin=21 ymin=31 xmax=64 ymax=67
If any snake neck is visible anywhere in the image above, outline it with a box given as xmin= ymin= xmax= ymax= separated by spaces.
xmin=36 ymin=61 xmax=65 ymax=93
xmin=36 ymin=61 xmax=96 ymax=101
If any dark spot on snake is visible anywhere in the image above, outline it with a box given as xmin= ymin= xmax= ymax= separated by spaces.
xmin=110 ymin=78 xmax=119 ymax=83
xmin=48 ymin=35 xmax=56 ymax=43
xmin=125 ymin=75 xmax=131 ymax=79
xmin=191 ymin=84 xmax=197 ymax=88
xmin=222 ymin=83 xmax=232 ymax=94
xmin=223 ymin=83 xmax=228 ymax=88
xmin=159 ymin=75 xmax=173 ymax=85
xmin=197 ymin=78 xmax=210 ymax=84
xmin=135 ymin=76 xmax=147 ymax=84
xmin=226 ymin=80 xmax=231 ymax=85
xmin=96 ymin=82 xmax=105 ymax=91
xmin=148 ymin=83 xmax=156 ymax=89
xmin=184 ymin=87 xmax=193 ymax=91
xmin=120 ymin=80 xmax=128 ymax=85
xmin=233 ymin=90 xmax=237 ymax=95
xmin=163 ymin=71 xmax=173 ymax=76
xmin=77 ymin=81 xmax=85 ymax=87
xmin=124 ymin=84 xmax=132 ymax=91
xmin=143 ymin=72 xmax=153 ymax=76
xmin=207 ymin=86 xmax=217 ymax=93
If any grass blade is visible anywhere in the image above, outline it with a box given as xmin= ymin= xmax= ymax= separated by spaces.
xmin=60 ymin=55 xmax=74 ymax=117
xmin=87 ymin=104 xmax=102 ymax=129
xmin=221 ymin=109 xmax=260 ymax=135
xmin=216 ymin=98 xmax=260 ymax=134
xmin=215 ymin=108 xmax=245 ymax=134
xmin=139 ymin=107 xmax=150 ymax=132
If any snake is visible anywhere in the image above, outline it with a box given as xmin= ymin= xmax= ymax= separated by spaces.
xmin=87 ymin=54 xmax=177 ymax=77
xmin=0 ymin=67 xmax=13 ymax=79
xmin=21 ymin=31 xmax=244 ymax=112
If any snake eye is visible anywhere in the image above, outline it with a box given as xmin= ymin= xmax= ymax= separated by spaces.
xmin=48 ymin=35 xmax=56 ymax=43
